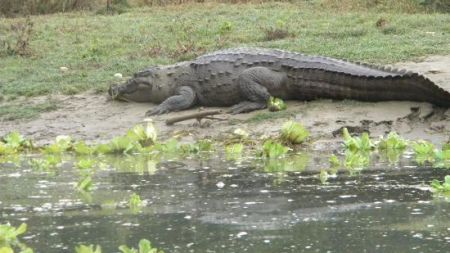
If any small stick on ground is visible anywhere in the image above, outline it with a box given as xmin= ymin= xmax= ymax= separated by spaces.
xmin=165 ymin=110 xmax=223 ymax=125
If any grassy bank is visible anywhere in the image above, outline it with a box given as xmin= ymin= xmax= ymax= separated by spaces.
xmin=0 ymin=2 xmax=449 ymax=119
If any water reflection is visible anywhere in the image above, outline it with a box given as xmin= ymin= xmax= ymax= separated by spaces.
xmin=0 ymin=152 xmax=449 ymax=253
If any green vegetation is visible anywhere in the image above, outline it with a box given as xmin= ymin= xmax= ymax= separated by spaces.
xmin=75 ymin=244 xmax=102 ymax=253
xmin=129 ymin=192 xmax=143 ymax=213
xmin=119 ymin=239 xmax=164 ymax=253
xmin=225 ymin=143 xmax=244 ymax=160
xmin=267 ymin=97 xmax=287 ymax=112
xmin=342 ymin=128 xmax=374 ymax=152
xmin=262 ymin=140 xmax=289 ymax=159
xmin=0 ymin=2 xmax=449 ymax=119
xmin=280 ymin=121 xmax=309 ymax=144
xmin=378 ymin=132 xmax=408 ymax=150
xmin=430 ymin=175 xmax=450 ymax=195
xmin=412 ymin=140 xmax=436 ymax=165
xmin=0 ymin=223 xmax=33 ymax=253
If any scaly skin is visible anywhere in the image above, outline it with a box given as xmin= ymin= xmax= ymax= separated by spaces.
xmin=108 ymin=48 xmax=450 ymax=115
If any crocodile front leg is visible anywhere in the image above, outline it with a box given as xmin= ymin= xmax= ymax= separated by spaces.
xmin=146 ymin=86 xmax=196 ymax=116
xmin=231 ymin=67 xmax=286 ymax=114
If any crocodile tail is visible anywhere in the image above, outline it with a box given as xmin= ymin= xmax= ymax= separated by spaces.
xmin=294 ymin=69 xmax=450 ymax=107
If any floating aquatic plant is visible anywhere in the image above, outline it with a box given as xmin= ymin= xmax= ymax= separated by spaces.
xmin=434 ymin=149 xmax=450 ymax=169
xmin=262 ymin=140 xmax=289 ymax=159
xmin=76 ymin=175 xmax=93 ymax=192
xmin=44 ymin=135 xmax=73 ymax=154
xmin=108 ymin=136 xmax=141 ymax=154
xmin=412 ymin=141 xmax=436 ymax=165
xmin=28 ymin=155 xmax=60 ymax=171
xmin=3 ymin=132 xmax=31 ymax=150
xmin=430 ymin=175 xmax=450 ymax=194
xmin=127 ymin=123 xmax=157 ymax=146
xmin=73 ymin=141 xmax=94 ymax=155
xmin=225 ymin=143 xmax=244 ymax=160
xmin=319 ymin=170 xmax=329 ymax=184
xmin=342 ymin=128 xmax=374 ymax=152
xmin=280 ymin=121 xmax=309 ymax=144
xmin=129 ymin=192 xmax=143 ymax=213
xmin=329 ymin=154 xmax=341 ymax=168
xmin=344 ymin=151 xmax=370 ymax=171
xmin=75 ymin=244 xmax=102 ymax=253
xmin=119 ymin=239 xmax=164 ymax=253
xmin=0 ymin=223 xmax=33 ymax=253
xmin=76 ymin=158 xmax=95 ymax=171
xmin=0 ymin=132 xmax=31 ymax=155
xmin=377 ymin=132 xmax=408 ymax=150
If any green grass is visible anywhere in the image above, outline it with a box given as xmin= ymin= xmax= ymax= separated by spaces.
xmin=0 ymin=100 xmax=57 ymax=121
xmin=0 ymin=2 xmax=449 ymax=120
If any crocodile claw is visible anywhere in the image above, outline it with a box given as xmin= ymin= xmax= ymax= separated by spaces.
xmin=230 ymin=101 xmax=267 ymax=114
xmin=145 ymin=105 xmax=170 ymax=116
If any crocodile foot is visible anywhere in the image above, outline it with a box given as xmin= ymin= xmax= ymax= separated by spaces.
xmin=229 ymin=101 xmax=267 ymax=114
xmin=145 ymin=105 xmax=171 ymax=116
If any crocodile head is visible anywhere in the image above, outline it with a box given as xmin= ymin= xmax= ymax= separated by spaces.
xmin=108 ymin=68 xmax=157 ymax=102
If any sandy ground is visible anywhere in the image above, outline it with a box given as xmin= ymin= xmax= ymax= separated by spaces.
xmin=1 ymin=55 xmax=449 ymax=149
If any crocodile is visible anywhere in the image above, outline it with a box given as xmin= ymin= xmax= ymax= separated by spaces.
xmin=108 ymin=47 xmax=450 ymax=115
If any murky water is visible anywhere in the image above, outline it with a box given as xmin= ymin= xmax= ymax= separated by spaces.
xmin=1 ymin=152 xmax=450 ymax=253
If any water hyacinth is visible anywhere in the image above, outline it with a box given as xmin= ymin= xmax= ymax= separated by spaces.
xmin=127 ymin=122 xmax=157 ymax=146
xmin=378 ymin=132 xmax=408 ymax=150
xmin=430 ymin=175 xmax=450 ymax=194
xmin=262 ymin=140 xmax=289 ymax=158
xmin=75 ymin=244 xmax=102 ymax=253
xmin=119 ymin=239 xmax=164 ymax=253
xmin=342 ymin=128 xmax=374 ymax=152
xmin=225 ymin=143 xmax=244 ymax=160
xmin=0 ymin=223 xmax=33 ymax=253
xmin=129 ymin=193 xmax=143 ymax=213
xmin=73 ymin=141 xmax=93 ymax=155
xmin=280 ymin=121 xmax=309 ymax=144
xmin=412 ymin=140 xmax=436 ymax=165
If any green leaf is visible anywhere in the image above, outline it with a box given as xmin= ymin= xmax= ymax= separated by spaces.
xmin=262 ymin=140 xmax=289 ymax=158
xmin=0 ymin=247 xmax=14 ymax=253
xmin=280 ymin=121 xmax=309 ymax=144
xmin=127 ymin=123 xmax=157 ymax=146
xmin=93 ymin=144 xmax=112 ymax=154
xmin=76 ymin=176 xmax=93 ymax=192
xmin=4 ymin=132 xmax=26 ymax=149
xmin=15 ymin=224 xmax=27 ymax=236
xmin=342 ymin=128 xmax=373 ymax=152
xmin=76 ymin=159 xmax=95 ymax=170
xmin=74 ymin=141 xmax=93 ymax=155
xmin=267 ymin=97 xmax=287 ymax=111
xmin=108 ymin=136 xmax=140 ymax=154
xmin=129 ymin=193 xmax=143 ymax=213
xmin=378 ymin=132 xmax=408 ymax=150
xmin=0 ymin=142 xmax=17 ymax=156
xmin=225 ymin=143 xmax=244 ymax=160
xmin=138 ymin=239 xmax=152 ymax=253
xmin=75 ymin=244 xmax=102 ymax=253
xmin=329 ymin=154 xmax=341 ymax=168
xmin=19 ymin=248 xmax=34 ymax=253
xmin=118 ymin=245 xmax=137 ymax=253
xmin=319 ymin=170 xmax=329 ymax=184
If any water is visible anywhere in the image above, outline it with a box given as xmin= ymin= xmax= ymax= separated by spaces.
xmin=1 ymin=153 xmax=450 ymax=253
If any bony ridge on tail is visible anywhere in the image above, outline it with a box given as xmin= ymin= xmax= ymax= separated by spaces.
xmin=109 ymin=47 xmax=450 ymax=116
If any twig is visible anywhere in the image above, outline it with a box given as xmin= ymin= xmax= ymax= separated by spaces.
xmin=165 ymin=110 xmax=223 ymax=125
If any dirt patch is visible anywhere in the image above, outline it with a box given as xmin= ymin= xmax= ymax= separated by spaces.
xmin=1 ymin=55 xmax=449 ymax=148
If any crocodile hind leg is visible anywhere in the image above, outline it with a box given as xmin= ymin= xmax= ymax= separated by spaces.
xmin=230 ymin=67 xmax=286 ymax=114
xmin=145 ymin=86 xmax=196 ymax=116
